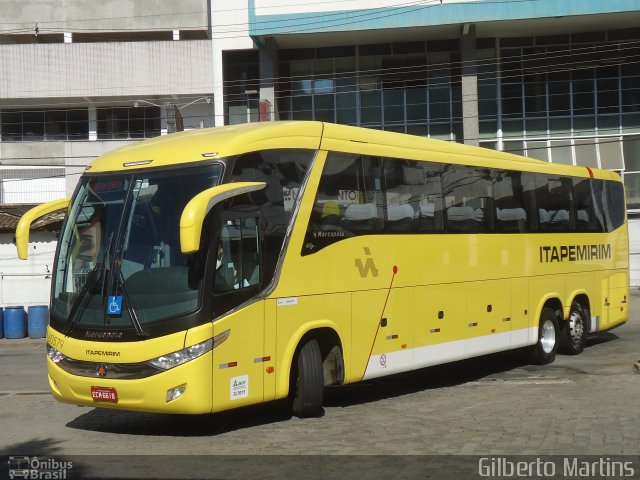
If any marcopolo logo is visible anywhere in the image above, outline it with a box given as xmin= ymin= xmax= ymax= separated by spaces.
xmin=539 ymin=243 xmax=611 ymax=263
xmin=8 ymin=456 xmax=73 ymax=479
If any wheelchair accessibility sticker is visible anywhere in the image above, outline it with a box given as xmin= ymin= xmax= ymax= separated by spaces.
xmin=107 ymin=296 xmax=123 ymax=315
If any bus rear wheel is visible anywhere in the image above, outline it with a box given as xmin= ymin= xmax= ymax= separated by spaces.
xmin=291 ymin=339 xmax=324 ymax=418
xmin=559 ymin=302 xmax=587 ymax=355
xmin=529 ymin=307 xmax=559 ymax=365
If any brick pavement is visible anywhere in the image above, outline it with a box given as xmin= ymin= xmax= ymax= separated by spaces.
xmin=0 ymin=291 xmax=638 ymax=457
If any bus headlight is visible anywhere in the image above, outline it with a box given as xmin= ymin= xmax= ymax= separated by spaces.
xmin=147 ymin=339 xmax=213 ymax=371
xmin=166 ymin=384 xmax=186 ymax=403
xmin=47 ymin=344 xmax=66 ymax=363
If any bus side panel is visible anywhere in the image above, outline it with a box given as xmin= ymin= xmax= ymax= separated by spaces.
xmin=465 ymin=279 xmax=511 ymax=356
xmin=598 ymin=275 xmax=610 ymax=331
xmin=352 ymin=290 xmax=390 ymax=381
xmin=211 ymin=301 xmax=265 ymax=413
xmin=605 ymin=270 xmax=629 ymax=329
xmin=274 ymin=293 xmax=351 ymax=398
xmin=603 ymin=223 xmax=630 ymax=330
xmin=564 ymin=272 xmax=594 ymax=318
xmin=510 ymin=277 xmax=531 ymax=348
xmin=412 ymin=284 xmax=467 ymax=371
xmin=264 ymin=299 xmax=278 ymax=402
xmin=357 ymin=287 xmax=416 ymax=378
xmin=529 ymin=274 xmax=565 ymax=330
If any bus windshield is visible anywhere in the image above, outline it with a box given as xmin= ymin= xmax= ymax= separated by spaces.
xmin=52 ymin=163 xmax=222 ymax=335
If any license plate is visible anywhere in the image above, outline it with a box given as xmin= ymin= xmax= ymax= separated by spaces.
xmin=91 ymin=386 xmax=118 ymax=403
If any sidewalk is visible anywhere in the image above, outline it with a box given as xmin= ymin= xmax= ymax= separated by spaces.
xmin=0 ymin=336 xmax=47 ymax=351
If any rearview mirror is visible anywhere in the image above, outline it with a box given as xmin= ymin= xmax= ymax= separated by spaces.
xmin=179 ymin=182 xmax=266 ymax=254
xmin=16 ymin=198 xmax=71 ymax=260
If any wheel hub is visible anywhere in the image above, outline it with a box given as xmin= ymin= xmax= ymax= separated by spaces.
xmin=569 ymin=311 xmax=585 ymax=344
xmin=540 ymin=319 xmax=556 ymax=354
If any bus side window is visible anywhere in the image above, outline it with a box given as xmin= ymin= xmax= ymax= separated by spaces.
xmin=382 ymin=158 xmax=444 ymax=233
xmin=339 ymin=156 xmax=384 ymax=234
xmin=214 ymin=224 xmax=236 ymax=293
xmin=302 ymin=153 xmax=383 ymax=255
xmin=574 ymin=178 xmax=605 ymax=232
xmin=520 ymin=172 xmax=540 ymax=232
xmin=605 ymin=180 xmax=626 ymax=231
xmin=231 ymin=149 xmax=314 ymax=282
xmin=494 ymin=170 xmax=528 ymax=233
xmin=214 ymin=218 xmax=261 ymax=294
xmin=442 ymin=165 xmax=493 ymax=233
xmin=537 ymin=175 xmax=574 ymax=232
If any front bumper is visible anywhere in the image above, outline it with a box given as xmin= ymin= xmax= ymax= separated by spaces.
xmin=47 ymin=352 xmax=213 ymax=414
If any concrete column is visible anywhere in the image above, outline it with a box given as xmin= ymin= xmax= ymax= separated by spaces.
xmin=460 ymin=24 xmax=479 ymax=147
xmin=496 ymin=38 xmax=504 ymax=151
xmin=259 ymin=37 xmax=278 ymax=121
xmin=213 ymin=48 xmax=225 ymax=127
xmin=88 ymin=105 xmax=97 ymax=141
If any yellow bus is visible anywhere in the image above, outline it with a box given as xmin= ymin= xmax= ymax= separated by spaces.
xmin=17 ymin=121 xmax=629 ymax=417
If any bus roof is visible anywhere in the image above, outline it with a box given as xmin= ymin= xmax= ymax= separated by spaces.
xmin=87 ymin=121 xmax=324 ymax=173
xmin=86 ymin=121 xmax=616 ymax=181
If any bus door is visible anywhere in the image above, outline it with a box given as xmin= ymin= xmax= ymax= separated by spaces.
xmin=210 ymin=214 xmax=267 ymax=411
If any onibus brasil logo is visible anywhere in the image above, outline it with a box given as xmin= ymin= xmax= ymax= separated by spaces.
xmin=8 ymin=456 xmax=73 ymax=479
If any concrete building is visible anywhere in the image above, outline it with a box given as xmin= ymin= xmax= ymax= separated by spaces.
xmin=0 ymin=0 xmax=214 ymax=306
xmin=1 ymin=0 xmax=639 ymax=292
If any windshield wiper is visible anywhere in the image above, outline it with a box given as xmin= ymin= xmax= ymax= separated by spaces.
xmin=116 ymin=265 xmax=147 ymax=337
xmin=64 ymin=233 xmax=114 ymax=335
xmin=63 ymin=264 xmax=101 ymax=335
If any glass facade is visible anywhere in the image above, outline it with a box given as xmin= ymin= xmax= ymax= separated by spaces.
xmin=277 ymin=41 xmax=463 ymax=140
xmin=261 ymin=28 xmax=640 ymax=210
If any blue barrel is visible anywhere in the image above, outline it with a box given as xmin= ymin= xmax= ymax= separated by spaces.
xmin=0 ymin=307 xmax=4 ymax=339
xmin=28 ymin=305 xmax=49 ymax=339
xmin=4 ymin=306 xmax=27 ymax=339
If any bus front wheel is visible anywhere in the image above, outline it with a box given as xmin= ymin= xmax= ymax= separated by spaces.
xmin=530 ymin=307 xmax=559 ymax=365
xmin=559 ymin=302 xmax=588 ymax=355
xmin=291 ymin=339 xmax=324 ymax=418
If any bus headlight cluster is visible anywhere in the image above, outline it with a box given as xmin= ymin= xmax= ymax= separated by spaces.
xmin=147 ymin=339 xmax=213 ymax=371
xmin=47 ymin=344 xmax=66 ymax=363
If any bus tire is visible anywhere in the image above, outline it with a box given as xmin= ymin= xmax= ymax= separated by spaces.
xmin=530 ymin=307 xmax=559 ymax=365
xmin=291 ymin=339 xmax=324 ymax=418
xmin=559 ymin=302 xmax=587 ymax=355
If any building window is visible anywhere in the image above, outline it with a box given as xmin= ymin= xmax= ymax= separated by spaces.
xmin=277 ymin=44 xmax=460 ymax=139
xmin=97 ymin=106 xmax=161 ymax=139
xmin=1 ymin=109 xmax=88 ymax=141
